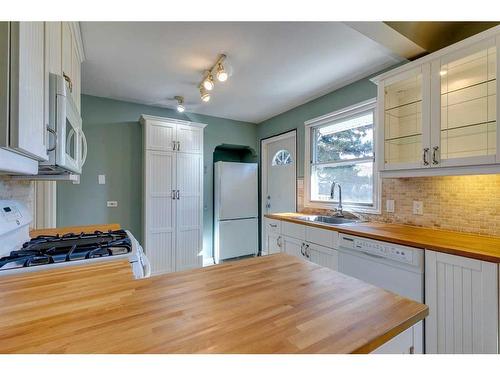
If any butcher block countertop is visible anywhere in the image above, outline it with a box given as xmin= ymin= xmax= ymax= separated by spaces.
xmin=0 ymin=253 xmax=427 ymax=354
xmin=265 ymin=213 xmax=500 ymax=263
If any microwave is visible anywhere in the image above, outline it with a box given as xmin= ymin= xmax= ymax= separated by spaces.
xmin=39 ymin=73 xmax=87 ymax=174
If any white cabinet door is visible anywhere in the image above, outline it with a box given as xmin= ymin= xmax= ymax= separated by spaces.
xmin=61 ymin=22 xmax=72 ymax=91
xmin=175 ymin=152 xmax=203 ymax=271
xmin=71 ymin=38 xmax=81 ymax=113
xmin=45 ymin=22 xmax=61 ymax=75
xmin=282 ymin=236 xmax=304 ymax=258
xmin=264 ymin=233 xmax=282 ymax=255
xmin=144 ymin=151 xmax=176 ymax=275
xmin=430 ymin=38 xmax=497 ymax=168
xmin=9 ymin=22 xmax=47 ymax=161
xmin=425 ymin=250 xmax=498 ymax=353
xmin=145 ymin=120 xmax=176 ymax=151
xmin=305 ymin=242 xmax=338 ymax=271
xmin=177 ymin=123 xmax=202 ymax=154
xmin=379 ymin=65 xmax=431 ymax=171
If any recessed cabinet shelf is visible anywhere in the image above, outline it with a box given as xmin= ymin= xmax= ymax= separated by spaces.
xmin=373 ymin=26 xmax=500 ymax=177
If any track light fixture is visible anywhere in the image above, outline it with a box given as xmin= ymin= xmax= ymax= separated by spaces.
xmin=202 ymin=73 xmax=215 ymax=91
xmin=174 ymin=96 xmax=185 ymax=112
xmin=198 ymin=54 xmax=229 ymax=102
xmin=200 ymin=86 xmax=211 ymax=102
xmin=216 ymin=63 xmax=228 ymax=82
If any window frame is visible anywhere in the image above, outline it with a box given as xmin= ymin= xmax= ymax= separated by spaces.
xmin=304 ymin=98 xmax=381 ymax=214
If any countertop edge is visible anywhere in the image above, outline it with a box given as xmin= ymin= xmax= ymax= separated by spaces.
xmin=265 ymin=214 xmax=500 ymax=263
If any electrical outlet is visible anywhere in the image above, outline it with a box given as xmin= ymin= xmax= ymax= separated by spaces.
xmin=107 ymin=201 xmax=118 ymax=208
xmin=413 ymin=201 xmax=423 ymax=215
xmin=98 ymin=175 xmax=106 ymax=184
xmin=386 ymin=199 xmax=395 ymax=213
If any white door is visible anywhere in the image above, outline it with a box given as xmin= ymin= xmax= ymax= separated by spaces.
xmin=215 ymin=218 xmax=258 ymax=262
xmin=175 ymin=152 xmax=203 ymax=271
xmin=262 ymin=131 xmax=297 ymax=215
xmin=144 ymin=150 xmax=176 ymax=275
xmin=425 ymin=250 xmax=498 ymax=353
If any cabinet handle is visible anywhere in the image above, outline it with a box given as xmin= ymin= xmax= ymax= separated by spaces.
xmin=172 ymin=190 xmax=176 ymax=200
xmin=172 ymin=141 xmax=176 ymax=150
xmin=423 ymin=148 xmax=429 ymax=166
xmin=305 ymin=244 xmax=310 ymax=259
xmin=63 ymin=72 xmax=73 ymax=93
xmin=46 ymin=126 xmax=57 ymax=152
xmin=269 ymin=224 xmax=277 ymax=228
xmin=300 ymin=242 xmax=306 ymax=256
xmin=432 ymin=146 xmax=440 ymax=165
xmin=177 ymin=141 xmax=181 ymax=151
xmin=176 ymin=190 xmax=180 ymax=200
xmin=277 ymin=235 xmax=282 ymax=248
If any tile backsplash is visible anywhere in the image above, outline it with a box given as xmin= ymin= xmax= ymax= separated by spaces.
xmin=0 ymin=177 xmax=34 ymax=213
xmin=298 ymin=175 xmax=500 ymax=237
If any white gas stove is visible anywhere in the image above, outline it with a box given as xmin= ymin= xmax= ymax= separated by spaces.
xmin=0 ymin=200 xmax=150 ymax=278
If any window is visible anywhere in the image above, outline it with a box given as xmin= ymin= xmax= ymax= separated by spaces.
xmin=305 ymin=99 xmax=378 ymax=212
xmin=272 ymin=149 xmax=293 ymax=166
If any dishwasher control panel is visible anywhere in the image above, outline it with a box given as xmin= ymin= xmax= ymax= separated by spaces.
xmin=339 ymin=234 xmax=420 ymax=266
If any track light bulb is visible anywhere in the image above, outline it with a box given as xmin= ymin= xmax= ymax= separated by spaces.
xmin=216 ymin=63 xmax=228 ymax=82
xmin=203 ymin=74 xmax=215 ymax=91
xmin=200 ymin=87 xmax=210 ymax=102
xmin=174 ymin=96 xmax=185 ymax=112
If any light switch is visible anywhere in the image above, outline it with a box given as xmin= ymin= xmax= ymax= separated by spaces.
xmin=386 ymin=199 xmax=395 ymax=213
xmin=413 ymin=201 xmax=423 ymax=215
xmin=107 ymin=201 xmax=118 ymax=208
xmin=98 ymin=175 xmax=106 ymax=184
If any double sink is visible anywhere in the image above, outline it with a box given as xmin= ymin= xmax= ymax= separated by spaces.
xmin=294 ymin=215 xmax=362 ymax=225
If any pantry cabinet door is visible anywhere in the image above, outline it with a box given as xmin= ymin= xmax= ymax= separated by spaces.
xmin=144 ymin=151 xmax=176 ymax=275
xmin=379 ymin=65 xmax=431 ymax=171
xmin=9 ymin=22 xmax=48 ymax=161
xmin=176 ymin=123 xmax=203 ymax=154
xmin=144 ymin=120 xmax=177 ymax=151
xmin=425 ymin=250 xmax=498 ymax=353
xmin=430 ymin=38 xmax=498 ymax=168
xmin=175 ymin=152 xmax=203 ymax=271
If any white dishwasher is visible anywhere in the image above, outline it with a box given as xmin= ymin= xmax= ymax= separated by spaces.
xmin=338 ymin=233 xmax=424 ymax=354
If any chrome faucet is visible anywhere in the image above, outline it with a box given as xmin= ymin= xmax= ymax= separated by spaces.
xmin=330 ymin=181 xmax=343 ymax=217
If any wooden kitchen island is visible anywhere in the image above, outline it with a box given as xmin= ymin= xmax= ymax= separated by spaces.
xmin=0 ymin=253 xmax=427 ymax=354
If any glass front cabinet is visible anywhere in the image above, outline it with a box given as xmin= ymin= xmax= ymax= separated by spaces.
xmin=375 ymin=27 xmax=500 ymax=176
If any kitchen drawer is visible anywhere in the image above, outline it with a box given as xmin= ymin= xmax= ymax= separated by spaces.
xmin=265 ymin=218 xmax=281 ymax=235
xmin=306 ymin=226 xmax=339 ymax=249
xmin=281 ymin=221 xmax=306 ymax=240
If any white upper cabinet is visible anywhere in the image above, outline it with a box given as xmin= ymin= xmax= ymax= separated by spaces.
xmin=379 ymin=65 xmax=430 ymax=171
xmin=431 ymin=39 xmax=497 ymax=168
xmin=7 ymin=22 xmax=47 ymax=162
xmin=141 ymin=115 xmax=204 ymax=154
xmin=61 ymin=22 xmax=83 ymax=114
xmin=374 ymin=26 xmax=500 ymax=177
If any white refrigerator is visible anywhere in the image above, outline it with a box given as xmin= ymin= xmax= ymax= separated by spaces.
xmin=214 ymin=161 xmax=258 ymax=263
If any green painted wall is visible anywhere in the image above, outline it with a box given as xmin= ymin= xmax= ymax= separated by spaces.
xmin=257 ymin=77 xmax=377 ymax=177
xmin=57 ymin=95 xmax=257 ymax=258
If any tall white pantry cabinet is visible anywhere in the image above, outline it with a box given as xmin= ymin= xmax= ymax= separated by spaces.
xmin=140 ymin=115 xmax=206 ymax=276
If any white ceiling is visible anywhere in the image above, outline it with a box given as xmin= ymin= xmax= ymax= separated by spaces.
xmin=80 ymin=22 xmax=404 ymax=123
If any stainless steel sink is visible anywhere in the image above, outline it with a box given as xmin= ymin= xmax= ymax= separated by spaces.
xmin=295 ymin=215 xmax=361 ymax=225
